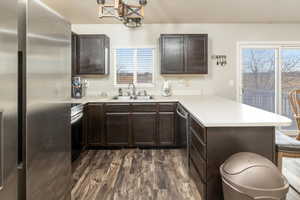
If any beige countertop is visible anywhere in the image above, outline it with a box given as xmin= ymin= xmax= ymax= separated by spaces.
xmin=72 ymin=95 xmax=292 ymax=128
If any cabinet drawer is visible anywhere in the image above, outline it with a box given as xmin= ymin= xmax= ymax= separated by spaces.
xmin=190 ymin=116 xmax=206 ymax=143
xmin=190 ymin=159 xmax=206 ymax=199
xmin=105 ymin=103 xmax=130 ymax=112
xmin=132 ymin=103 xmax=157 ymax=112
xmin=190 ymin=143 xmax=207 ymax=182
xmin=191 ymin=130 xmax=206 ymax=160
xmin=159 ymin=103 xmax=176 ymax=112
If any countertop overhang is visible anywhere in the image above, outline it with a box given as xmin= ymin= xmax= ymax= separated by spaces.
xmin=71 ymin=95 xmax=292 ymax=128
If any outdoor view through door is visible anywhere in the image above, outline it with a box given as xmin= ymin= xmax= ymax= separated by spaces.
xmin=239 ymin=44 xmax=300 ymax=131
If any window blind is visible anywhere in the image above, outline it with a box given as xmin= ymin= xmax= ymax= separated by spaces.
xmin=115 ymin=48 xmax=154 ymax=85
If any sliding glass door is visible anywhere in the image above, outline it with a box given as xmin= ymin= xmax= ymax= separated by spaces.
xmin=239 ymin=44 xmax=300 ymax=131
xmin=241 ymin=48 xmax=276 ymax=113
xmin=281 ymin=48 xmax=300 ymax=130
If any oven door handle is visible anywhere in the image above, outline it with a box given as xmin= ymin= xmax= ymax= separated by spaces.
xmin=71 ymin=113 xmax=83 ymax=124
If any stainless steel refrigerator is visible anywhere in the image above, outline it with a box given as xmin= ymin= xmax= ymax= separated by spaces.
xmin=0 ymin=0 xmax=19 ymax=199
xmin=0 ymin=0 xmax=72 ymax=199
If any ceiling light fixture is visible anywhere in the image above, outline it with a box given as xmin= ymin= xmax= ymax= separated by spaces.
xmin=97 ymin=0 xmax=147 ymax=28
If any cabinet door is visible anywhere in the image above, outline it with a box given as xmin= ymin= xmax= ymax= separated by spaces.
xmin=106 ymin=113 xmax=130 ymax=146
xmin=158 ymin=112 xmax=175 ymax=146
xmin=185 ymin=34 xmax=208 ymax=74
xmin=160 ymin=35 xmax=185 ymax=74
xmin=86 ymin=104 xmax=105 ymax=146
xmin=76 ymin=35 xmax=109 ymax=75
xmin=132 ymin=113 xmax=157 ymax=146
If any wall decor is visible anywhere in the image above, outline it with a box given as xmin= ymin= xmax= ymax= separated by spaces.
xmin=212 ymin=55 xmax=227 ymax=66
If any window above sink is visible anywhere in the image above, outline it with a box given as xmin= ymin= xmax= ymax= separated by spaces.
xmin=114 ymin=47 xmax=155 ymax=87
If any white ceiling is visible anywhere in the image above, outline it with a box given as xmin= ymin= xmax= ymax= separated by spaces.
xmin=41 ymin=0 xmax=300 ymax=24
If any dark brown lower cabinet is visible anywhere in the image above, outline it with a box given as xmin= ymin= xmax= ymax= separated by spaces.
xmin=106 ymin=113 xmax=130 ymax=146
xmin=158 ymin=112 xmax=175 ymax=146
xmin=132 ymin=113 xmax=156 ymax=146
xmin=190 ymin=158 xmax=206 ymax=199
xmin=86 ymin=103 xmax=105 ymax=146
xmin=84 ymin=102 xmax=177 ymax=148
xmin=188 ymin=114 xmax=276 ymax=200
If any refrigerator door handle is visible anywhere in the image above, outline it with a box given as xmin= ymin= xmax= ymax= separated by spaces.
xmin=0 ymin=111 xmax=4 ymax=191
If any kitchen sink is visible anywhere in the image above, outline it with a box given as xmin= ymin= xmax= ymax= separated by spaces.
xmin=134 ymin=96 xmax=154 ymax=100
xmin=112 ymin=96 xmax=132 ymax=101
xmin=112 ymin=95 xmax=154 ymax=101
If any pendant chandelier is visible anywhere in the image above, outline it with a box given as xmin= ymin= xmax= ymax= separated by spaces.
xmin=97 ymin=0 xmax=147 ymax=28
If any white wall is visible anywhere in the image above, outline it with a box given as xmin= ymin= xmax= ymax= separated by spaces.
xmin=72 ymin=24 xmax=300 ymax=100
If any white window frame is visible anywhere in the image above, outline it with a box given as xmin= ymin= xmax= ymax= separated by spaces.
xmin=236 ymin=41 xmax=300 ymax=133
xmin=114 ymin=46 xmax=155 ymax=88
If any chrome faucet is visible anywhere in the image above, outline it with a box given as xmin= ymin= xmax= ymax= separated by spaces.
xmin=128 ymin=83 xmax=136 ymax=97
xmin=118 ymin=88 xmax=123 ymax=96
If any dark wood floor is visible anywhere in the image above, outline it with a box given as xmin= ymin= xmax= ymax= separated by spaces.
xmin=72 ymin=149 xmax=300 ymax=200
xmin=72 ymin=149 xmax=201 ymax=200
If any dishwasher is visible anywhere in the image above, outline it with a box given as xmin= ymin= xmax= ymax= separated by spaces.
xmin=71 ymin=104 xmax=84 ymax=162
xmin=176 ymin=104 xmax=189 ymax=171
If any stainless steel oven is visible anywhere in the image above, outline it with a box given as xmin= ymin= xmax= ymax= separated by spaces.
xmin=71 ymin=104 xmax=83 ymax=162
xmin=176 ymin=104 xmax=189 ymax=171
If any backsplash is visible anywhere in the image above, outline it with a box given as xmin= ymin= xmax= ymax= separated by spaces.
xmin=72 ymin=23 xmax=300 ymax=100
xmin=82 ymin=75 xmax=215 ymax=97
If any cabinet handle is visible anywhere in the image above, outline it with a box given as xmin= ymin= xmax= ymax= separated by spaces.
xmin=105 ymin=48 xmax=108 ymax=74
xmin=0 ymin=111 xmax=4 ymax=191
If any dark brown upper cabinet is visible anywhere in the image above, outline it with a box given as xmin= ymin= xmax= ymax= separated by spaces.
xmin=185 ymin=35 xmax=208 ymax=74
xmin=160 ymin=35 xmax=185 ymax=74
xmin=160 ymin=34 xmax=208 ymax=74
xmin=74 ymin=34 xmax=110 ymax=75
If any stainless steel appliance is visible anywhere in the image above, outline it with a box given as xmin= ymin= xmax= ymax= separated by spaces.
xmin=25 ymin=1 xmax=71 ymax=199
xmin=0 ymin=0 xmax=72 ymax=199
xmin=0 ymin=0 xmax=18 ymax=199
xmin=176 ymin=104 xmax=189 ymax=171
xmin=71 ymin=104 xmax=84 ymax=162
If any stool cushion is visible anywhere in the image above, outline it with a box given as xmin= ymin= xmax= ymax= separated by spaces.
xmin=276 ymin=131 xmax=300 ymax=153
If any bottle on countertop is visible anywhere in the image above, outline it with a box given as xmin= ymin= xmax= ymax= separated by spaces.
xmin=161 ymin=80 xmax=172 ymax=97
